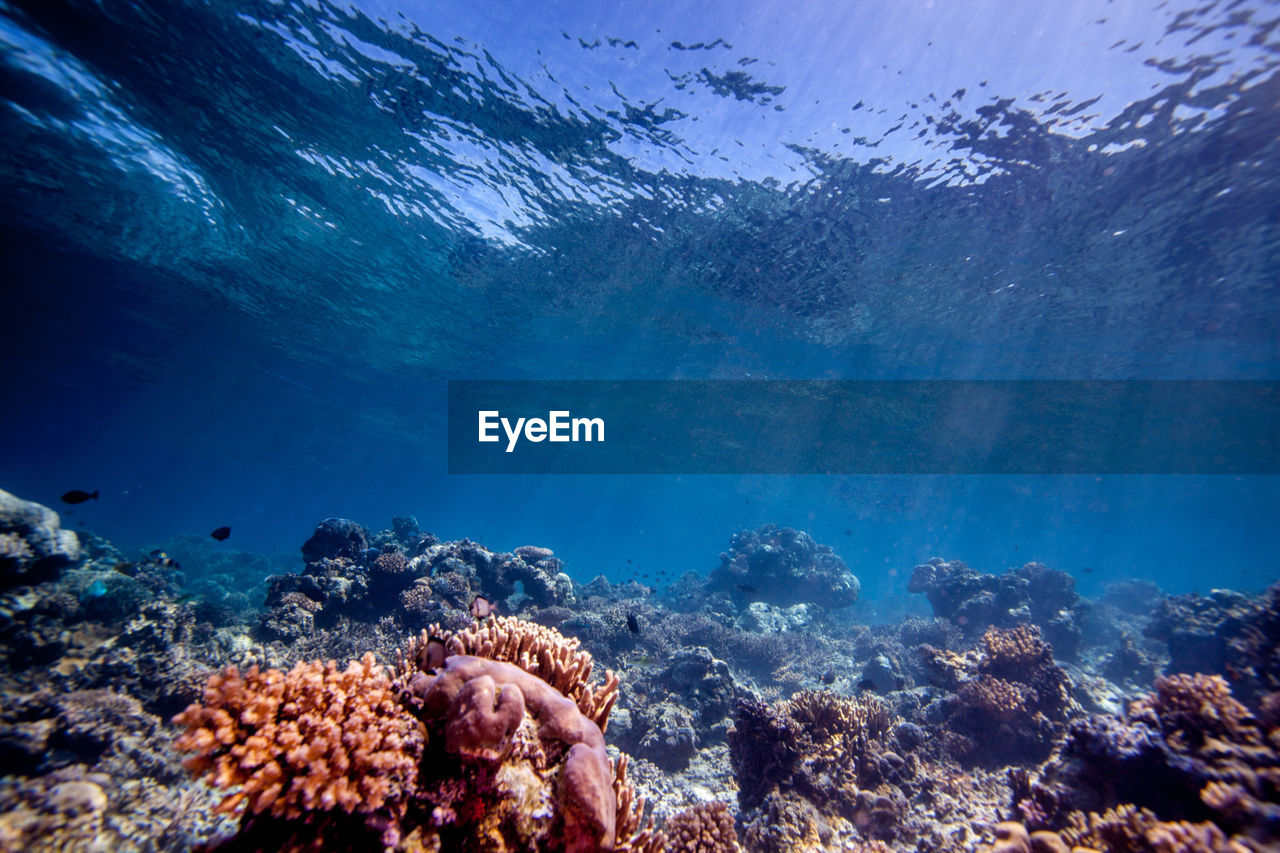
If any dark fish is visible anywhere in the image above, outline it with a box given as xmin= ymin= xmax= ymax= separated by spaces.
xmin=210 ymin=526 xmax=231 ymax=541
xmin=843 ymin=529 xmax=853 ymax=536
xmin=425 ymin=635 xmax=447 ymax=670
xmin=113 ymin=561 xmax=135 ymax=576
xmin=150 ymin=549 xmax=165 ymax=558
xmin=626 ymin=559 xmax=632 ymax=564
xmin=470 ymin=595 xmax=493 ymax=619
xmin=736 ymin=583 xmax=757 ymax=594
xmin=820 ymin=669 xmax=836 ymax=685
xmin=61 ymin=490 xmax=98 ymax=504
xmin=626 ymin=613 xmax=640 ymax=634
xmin=1082 ymin=568 xmax=1094 ymax=574
xmin=858 ymin=678 xmax=876 ymax=692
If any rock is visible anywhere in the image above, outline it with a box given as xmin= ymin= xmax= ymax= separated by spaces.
xmin=0 ymin=490 xmax=80 ymax=588
xmin=638 ymin=700 xmax=698 ymax=771
xmin=300 ymin=518 xmax=369 ymax=564
xmin=860 ymin=654 xmax=897 ymax=694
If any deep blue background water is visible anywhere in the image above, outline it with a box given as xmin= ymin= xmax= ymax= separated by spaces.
xmin=2 ymin=0 xmax=1278 ymax=602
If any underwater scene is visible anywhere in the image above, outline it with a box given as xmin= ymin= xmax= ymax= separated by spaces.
xmin=2 ymin=0 xmax=1279 ymax=850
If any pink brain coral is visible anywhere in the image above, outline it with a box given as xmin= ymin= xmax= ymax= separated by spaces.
xmin=416 ymin=653 xmax=618 ymax=850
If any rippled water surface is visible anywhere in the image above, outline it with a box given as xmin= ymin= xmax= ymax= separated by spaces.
xmin=2 ymin=0 xmax=1277 ymax=594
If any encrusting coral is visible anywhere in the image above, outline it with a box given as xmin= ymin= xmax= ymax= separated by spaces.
xmin=173 ymin=614 xmax=648 ymax=852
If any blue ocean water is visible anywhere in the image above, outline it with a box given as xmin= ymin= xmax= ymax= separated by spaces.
xmin=1 ymin=0 xmax=1277 ymax=602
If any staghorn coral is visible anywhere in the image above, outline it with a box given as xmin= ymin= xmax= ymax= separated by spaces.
xmin=172 ymin=653 xmax=423 ymax=842
xmin=398 ymin=614 xmax=619 ymax=730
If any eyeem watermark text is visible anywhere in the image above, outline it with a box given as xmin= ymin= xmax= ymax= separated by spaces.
xmin=478 ymin=410 xmax=605 ymax=452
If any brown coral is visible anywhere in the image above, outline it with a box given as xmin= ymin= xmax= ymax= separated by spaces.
xmin=172 ymin=653 xmax=423 ymax=833
xmin=1129 ymin=674 xmax=1258 ymax=748
xmin=658 ymin=800 xmax=741 ymax=852
xmin=959 ymin=676 xmax=1033 ymax=723
xmin=398 ymin=614 xmax=619 ymax=730
xmin=981 ymin=625 xmax=1052 ymax=672
xmin=372 ymin=549 xmax=411 ymax=576
xmin=1050 ymin=805 xmax=1252 ymax=852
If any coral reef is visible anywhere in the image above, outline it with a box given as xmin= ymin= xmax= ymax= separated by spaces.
xmin=709 ymin=525 xmax=860 ymax=609
xmin=3 ymin=488 xmax=1277 ymax=853
xmin=169 ymin=610 xmax=649 ymax=851
xmin=729 ymin=689 xmax=901 ymax=844
xmin=907 ymin=558 xmax=1090 ymax=656
xmin=1016 ymin=674 xmax=1278 ymax=850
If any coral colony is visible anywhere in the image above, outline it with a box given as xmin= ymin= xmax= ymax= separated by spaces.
xmin=0 ymin=489 xmax=1277 ymax=851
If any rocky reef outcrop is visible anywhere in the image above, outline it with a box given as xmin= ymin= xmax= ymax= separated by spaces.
xmin=709 ymin=525 xmax=860 ymax=610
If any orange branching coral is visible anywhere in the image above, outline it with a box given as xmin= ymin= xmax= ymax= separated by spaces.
xmin=172 ymin=653 xmax=423 ymax=826
xmin=398 ymin=615 xmax=619 ymax=730
xmin=657 ymin=801 xmax=741 ymax=853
